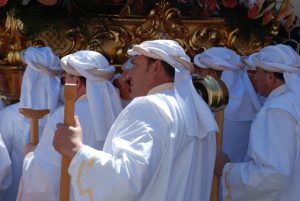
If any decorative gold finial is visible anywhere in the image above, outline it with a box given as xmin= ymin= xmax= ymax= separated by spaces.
xmin=4 ymin=11 xmax=26 ymax=66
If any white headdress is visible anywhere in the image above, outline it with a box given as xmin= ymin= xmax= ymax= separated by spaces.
xmin=248 ymin=44 xmax=300 ymax=97
xmin=128 ymin=40 xmax=218 ymax=139
xmin=20 ymin=46 xmax=61 ymax=117
xmin=194 ymin=47 xmax=243 ymax=71
xmin=61 ymin=50 xmax=123 ymax=141
xmin=194 ymin=47 xmax=262 ymax=121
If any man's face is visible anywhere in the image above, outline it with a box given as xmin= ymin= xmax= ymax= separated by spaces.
xmin=113 ymin=70 xmax=131 ymax=100
xmin=254 ymin=68 xmax=271 ymax=97
xmin=127 ymin=55 xmax=153 ymax=98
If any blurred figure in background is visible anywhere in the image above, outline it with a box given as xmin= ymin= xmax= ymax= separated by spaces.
xmin=194 ymin=47 xmax=262 ymax=163
xmin=0 ymin=46 xmax=62 ymax=201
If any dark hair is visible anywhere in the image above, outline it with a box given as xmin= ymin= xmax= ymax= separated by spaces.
xmin=261 ymin=69 xmax=284 ymax=81
xmin=273 ymin=72 xmax=284 ymax=81
xmin=79 ymin=76 xmax=86 ymax=86
xmin=147 ymin=57 xmax=175 ymax=78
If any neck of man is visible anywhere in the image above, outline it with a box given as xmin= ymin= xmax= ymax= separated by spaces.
xmin=267 ymin=80 xmax=285 ymax=97
xmin=76 ymin=87 xmax=86 ymax=101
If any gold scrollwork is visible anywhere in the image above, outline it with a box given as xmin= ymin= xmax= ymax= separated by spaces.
xmin=30 ymin=26 xmax=87 ymax=57
xmin=0 ymin=0 xmax=279 ymax=64
xmin=0 ymin=0 xmax=279 ymax=103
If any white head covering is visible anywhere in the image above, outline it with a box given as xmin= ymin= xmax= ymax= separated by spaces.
xmin=194 ymin=47 xmax=243 ymax=71
xmin=247 ymin=44 xmax=300 ymax=97
xmin=60 ymin=50 xmax=123 ymax=141
xmin=20 ymin=46 xmax=61 ymax=118
xmin=128 ymin=40 xmax=218 ymax=139
xmin=241 ymin=55 xmax=256 ymax=70
xmin=194 ymin=47 xmax=262 ymax=121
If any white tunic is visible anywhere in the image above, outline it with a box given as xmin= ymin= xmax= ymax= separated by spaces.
xmin=69 ymin=87 xmax=216 ymax=201
xmin=17 ymin=96 xmax=105 ymax=201
xmin=221 ymin=70 xmax=262 ymax=163
xmin=0 ymin=133 xmax=12 ymax=201
xmin=222 ymin=84 xmax=300 ymax=201
xmin=0 ymin=103 xmax=28 ymax=201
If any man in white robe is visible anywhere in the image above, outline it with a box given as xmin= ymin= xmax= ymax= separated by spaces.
xmin=17 ymin=50 xmax=123 ymax=201
xmin=215 ymin=44 xmax=300 ymax=201
xmin=194 ymin=47 xmax=262 ymax=163
xmin=0 ymin=133 xmax=11 ymax=201
xmin=53 ymin=40 xmax=218 ymax=201
xmin=0 ymin=46 xmax=62 ymax=201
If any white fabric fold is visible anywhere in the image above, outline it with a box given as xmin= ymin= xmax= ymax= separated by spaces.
xmin=60 ymin=50 xmax=123 ymax=141
xmin=128 ymin=40 xmax=218 ymax=139
xmin=20 ymin=47 xmax=61 ymax=123
xmin=194 ymin=47 xmax=243 ymax=71
xmin=221 ymin=70 xmax=261 ymax=121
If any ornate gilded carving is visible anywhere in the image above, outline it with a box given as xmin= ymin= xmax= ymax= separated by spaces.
xmin=0 ymin=11 xmax=26 ymax=66
xmin=0 ymin=0 xmax=279 ymax=64
xmin=0 ymin=0 xmax=279 ymax=103
xmin=29 ymin=26 xmax=87 ymax=57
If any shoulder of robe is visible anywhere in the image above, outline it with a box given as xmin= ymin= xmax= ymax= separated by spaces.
xmin=266 ymin=91 xmax=299 ymax=120
xmin=48 ymin=105 xmax=64 ymax=120
xmin=0 ymin=103 xmax=22 ymax=124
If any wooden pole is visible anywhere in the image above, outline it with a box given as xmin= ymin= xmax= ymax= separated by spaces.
xmin=19 ymin=108 xmax=50 ymax=145
xmin=59 ymin=83 xmax=77 ymax=201
xmin=210 ymin=110 xmax=224 ymax=201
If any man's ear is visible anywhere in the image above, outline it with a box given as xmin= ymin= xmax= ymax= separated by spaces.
xmin=265 ymin=71 xmax=278 ymax=89
xmin=150 ymin=60 xmax=162 ymax=76
xmin=75 ymin=76 xmax=81 ymax=86
xmin=75 ymin=77 xmax=84 ymax=91
xmin=268 ymin=72 xmax=276 ymax=83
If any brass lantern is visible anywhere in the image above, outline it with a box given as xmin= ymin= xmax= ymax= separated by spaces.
xmin=192 ymin=74 xmax=229 ymax=112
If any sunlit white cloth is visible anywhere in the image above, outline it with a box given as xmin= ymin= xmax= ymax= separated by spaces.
xmin=247 ymin=44 xmax=300 ymax=97
xmin=61 ymin=50 xmax=123 ymax=141
xmin=67 ymin=40 xmax=217 ymax=201
xmin=20 ymin=46 xmax=61 ymax=118
xmin=222 ymin=44 xmax=300 ymax=201
xmin=69 ymin=84 xmax=216 ymax=201
xmin=0 ymin=133 xmax=12 ymax=201
xmin=194 ymin=47 xmax=262 ymax=163
xmin=20 ymin=46 xmax=62 ymax=144
xmin=128 ymin=40 xmax=218 ymax=139
xmin=0 ymin=103 xmax=27 ymax=201
xmin=222 ymin=85 xmax=300 ymax=201
xmin=0 ymin=46 xmax=62 ymax=200
xmin=17 ymin=96 xmax=104 ymax=201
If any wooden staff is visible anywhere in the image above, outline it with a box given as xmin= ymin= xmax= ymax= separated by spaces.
xmin=59 ymin=83 xmax=77 ymax=201
xmin=210 ymin=110 xmax=224 ymax=201
xmin=19 ymin=108 xmax=50 ymax=145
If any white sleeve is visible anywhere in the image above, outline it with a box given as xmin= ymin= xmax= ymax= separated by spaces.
xmin=0 ymin=133 xmax=12 ymax=191
xmin=69 ymin=100 xmax=169 ymax=201
xmin=222 ymin=109 xmax=297 ymax=201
